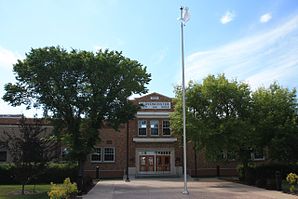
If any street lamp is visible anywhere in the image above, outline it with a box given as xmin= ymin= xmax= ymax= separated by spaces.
xmin=179 ymin=6 xmax=190 ymax=195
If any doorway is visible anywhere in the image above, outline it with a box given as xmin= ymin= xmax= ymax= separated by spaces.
xmin=139 ymin=155 xmax=155 ymax=172
xmin=156 ymin=155 xmax=171 ymax=172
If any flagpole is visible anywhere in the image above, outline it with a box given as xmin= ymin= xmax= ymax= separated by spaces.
xmin=180 ymin=6 xmax=189 ymax=195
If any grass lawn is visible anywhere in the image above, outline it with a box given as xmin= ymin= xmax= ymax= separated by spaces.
xmin=0 ymin=184 xmax=51 ymax=199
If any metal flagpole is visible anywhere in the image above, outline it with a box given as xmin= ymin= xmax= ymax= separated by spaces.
xmin=180 ymin=6 xmax=189 ymax=195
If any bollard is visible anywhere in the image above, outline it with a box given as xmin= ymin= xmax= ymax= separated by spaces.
xmin=96 ymin=166 xmax=100 ymax=180
xmin=216 ymin=165 xmax=220 ymax=177
xmin=275 ymin=171 xmax=281 ymax=191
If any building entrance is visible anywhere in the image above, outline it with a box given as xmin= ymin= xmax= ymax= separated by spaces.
xmin=156 ymin=155 xmax=170 ymax=171
xmin=139 ymin=155 xmax=154 ymax=172
xmin=137 ymin=150 xmax=173 ymax=175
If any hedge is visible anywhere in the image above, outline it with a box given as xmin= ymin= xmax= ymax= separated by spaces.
xmin=0 ymin=163 xmax=16 ymax=184
xmin=238 ymin=163 xmax=298 ymax=189
xmin=0 ymin=162 xmax=78 ymax=184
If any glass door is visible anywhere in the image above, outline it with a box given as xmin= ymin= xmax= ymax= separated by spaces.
xmin=156 ymin=155 xmax=171 ymax=172
xmin=139 ymin=155 xmax=155 ymax=172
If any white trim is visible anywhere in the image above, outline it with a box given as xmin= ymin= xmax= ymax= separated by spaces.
xmin=138 ymin=120 xmax=147 ymax=136
xmin=103 ymin=147 xmax=115 ymax=163
xmin=135 ymin=148 xmax=176 ymax=176
xmin=136 ymin=112 xmax=171 ymax=119
xmin=90 ymin=147 xmax=116 ymax=163
xmin=139 ymin=102 xmax=171 ymax=109
xmin=162 ymin=120 xmax=171 ymax=136
xmin=133 ymin=137 xmax=177 ymax=143
xmin=150 ymin=120 xmax=159 ymax=136
xmin=90 ymin=148 xmax=102 ymax=163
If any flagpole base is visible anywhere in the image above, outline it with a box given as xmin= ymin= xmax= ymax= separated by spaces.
xmin=182 ymin=190 xmax=189 ymax=195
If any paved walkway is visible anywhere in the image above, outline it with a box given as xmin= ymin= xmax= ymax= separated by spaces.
xmin=84 ymin=178 xmax=298 ymax=199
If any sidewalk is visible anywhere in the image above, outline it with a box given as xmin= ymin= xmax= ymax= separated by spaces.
xmin=83 ymin=178 xmax=298 ymax=199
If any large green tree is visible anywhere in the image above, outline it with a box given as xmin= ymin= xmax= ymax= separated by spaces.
xmin=3 ymin=46 xmax=151 ymax=190
xmin=171 ymin=74 xmax=253 ymax=167
xmin=252 ymin=83 xmax=298 ymax=163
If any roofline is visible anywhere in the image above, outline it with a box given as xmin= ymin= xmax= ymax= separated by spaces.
xmin=132 ymin=92 xmax=172 ymax=100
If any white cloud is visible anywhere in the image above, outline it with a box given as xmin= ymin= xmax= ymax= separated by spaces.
xmin=260 ymin=13 xmax=272 ymax=23
xmin=220 ymin=11 xmax=235 ymax=24
xmin=0 ymin=47 xmax=22 ymax=70
xmin=184 ymin=15 xmax=298 ymax=90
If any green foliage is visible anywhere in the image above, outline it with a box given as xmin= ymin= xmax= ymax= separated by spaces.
xmin=0 ymin=163 xmax=16 ymax=184
xmin=252 ymin=83 xmax=298 ymax=163
xmin=286 ymin=173 xmax=298 ymax=192
xmin=3 ymin=47 xmax=150 ymax=158
xmin=2 ymin=46 xmax=151 ymax=189
xmin=48 ymin=178 xmax=78 ymax=199
xmin=171 ymin=74 xmax=253 ymax=163
xmin=34 ymin=163 xmax=78 ymax=184
xmin=0 ymin=163 xmax=77 ymax=185
xmin=171 ymin=74 xmax=298 ymax=167
xmin=237 ymin=163 xmax=298 ymax=189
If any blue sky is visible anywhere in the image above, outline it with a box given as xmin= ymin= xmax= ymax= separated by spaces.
xmin=0 ymin=0 xmax=297 ymax=116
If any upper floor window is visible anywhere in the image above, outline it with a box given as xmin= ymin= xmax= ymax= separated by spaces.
xmin=162 ymin=120 xmax=171 ymax=136
xmin=138 ymin=120 xmax=147 ymax=136
xmin=150 ymin=120 xmax=159 ymax=136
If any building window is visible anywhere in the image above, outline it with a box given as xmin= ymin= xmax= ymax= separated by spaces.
xmin=0 ymin=151 xmax=7 ymax=162
xmin=104 ymin=148 xmax=115 ymax=162
xmin=162 ymin=120 xmax=171 ymax=136
xmin=91 ymin=148 xmax=102 ymax=162
xmin=150 ymin=120 xmax=159 ymax=136
xmin=218 ymin=150 xmax=236 ymax=161
xmin=138 ymin=120 xmax=147 ymax=136
xmin=252 ymin=149 xmax=265 ymax=160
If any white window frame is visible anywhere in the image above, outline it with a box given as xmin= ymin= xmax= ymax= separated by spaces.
xmin=138 ymin=120 xmax=147 ymax=136
xmin=90 ymin=148 xmax=102 ymax=162
xmin=251 ymin=149 xmax=265 ymax=161
xmin=150 ymin=120 xmax=159 ymax=136
xmin=162 ymin=120 xmax=171 ymax=136
xmin=103 ymin=147 xmax=115 ymax=163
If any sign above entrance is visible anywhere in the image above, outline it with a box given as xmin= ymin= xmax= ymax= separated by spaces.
xmin=139 ymin=102 xmax=171 ymax=109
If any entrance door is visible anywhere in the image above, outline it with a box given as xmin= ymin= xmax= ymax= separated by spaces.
xmin=139 ymin=155 xmax=155 ymax=172
xmin=156 ymin=155 xmax=171 ymax=172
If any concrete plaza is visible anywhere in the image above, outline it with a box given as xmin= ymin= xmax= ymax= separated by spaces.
xmin=83 ymin=178 xmax=298 ymax=199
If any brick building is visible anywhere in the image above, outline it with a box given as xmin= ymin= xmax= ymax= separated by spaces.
xmin=84 ymin=92 xmax=258 ymax=179
xmin=0 ymin=114 xmax=57 ymax=162
xmin=1 ymin=92 xmax=265 ymax=178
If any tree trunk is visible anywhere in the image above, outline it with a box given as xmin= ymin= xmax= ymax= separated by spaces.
xmin=21 ymin=183 xmax=25 ymax=195
xmin=194 ymin=147 xmax=197 ymax=177
xmin=77 ymin=159 xmax=85 ymax=194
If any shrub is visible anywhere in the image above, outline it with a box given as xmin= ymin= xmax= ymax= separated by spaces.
xmin=237 ymin=163 xmax=298 ymax=190
xmin=286 ymin=173 xmax=298 ymax=192
xmin=34 ymin=162 xmax=78 ymax=184
xmin=0 ymin=163 xmax=16 ymax=184
xmin=48 ymin=177 xmax=78 ymax=199
xmin=236 ymin=163 xmax=256 ymax=183
xmin=0 ymin=162 xmax=78 ymax=185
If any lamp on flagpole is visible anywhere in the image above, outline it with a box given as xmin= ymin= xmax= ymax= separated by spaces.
xmin=180 ymin=6 xmax=190 ymax=195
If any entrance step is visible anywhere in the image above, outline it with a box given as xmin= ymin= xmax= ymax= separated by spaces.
xmin=135 ymin=175 xmax=180 ymax=179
